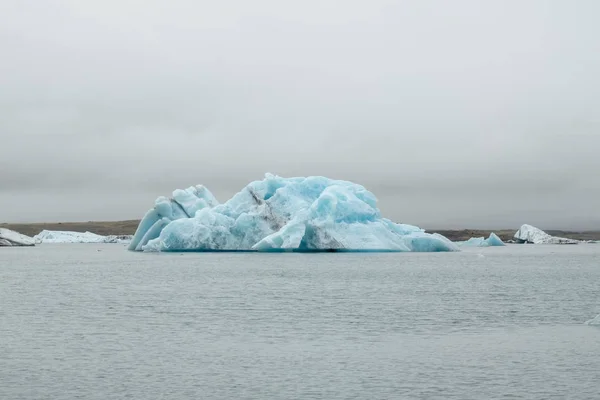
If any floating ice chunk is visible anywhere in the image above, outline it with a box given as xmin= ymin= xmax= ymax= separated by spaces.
xmin=104 ymin=235 xmax=133 ymax=244
xmin=456 ymin=232 xmax=505 ymax=247
xmin=514 ymin=224 xmax=579 ymax=245
xmin=457 ymin=237 xmax=487 ymax=247
xmin=34 ymin=230 xmax=106 ymax=243
xmin=34 ymin=230 xmax=132 ymax=244
xmin=0 ymin=228 xmax=35 ymax=246
xmin=486 ymin=232 xmax=505 ymax=246
xmin=585 ymin=314 xmax=600 ymax=326
xmin=130 ymin=174 xmax=459 ymax=252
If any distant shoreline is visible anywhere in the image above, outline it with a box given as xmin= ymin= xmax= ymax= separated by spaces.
xmin=2 ymin=221 xmax=600 ymax=242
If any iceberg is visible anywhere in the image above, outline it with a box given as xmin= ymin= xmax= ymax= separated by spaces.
xmin=514 ymin=224 xmax=579 ymax=245
xmin=34 ymin=230 xmax=132 ymax=244
xmin=486 ymin=232 xmax=506 ymax=246
xmin=586 ymin=314 xmax=600 ymax=326
xmin=104 ymin=235 xmax=134 ymax=244
xmin=129 ymin=174 xmax=459 ymax=252
xmin=34 ymin=230 xmax=105 ymax=243
xmin=456 ymin=232 xmax=505 ymax=247
xmin=0 ymin=228 xmax=35 ymax=246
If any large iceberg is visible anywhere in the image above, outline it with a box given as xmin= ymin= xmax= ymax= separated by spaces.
xmin=0 ymin=228 xmax=35 ymax=246
xmin=34 ymin=230 xmax=132 ymax=244
xmin=129 ymin=174 xmax=459 ymax=252
xmin=457 ymin=232 xmax=505 ymax=247
xmin=514 ymin=224 xmax=579 ymax=245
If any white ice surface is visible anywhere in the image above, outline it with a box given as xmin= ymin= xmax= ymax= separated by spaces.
xmin=33 ymin=230 xmax=132 ymax=244
xmin=0 ymin=228 xmax=35 ymax=246
xmin=514 ymin=224 xmax=579 ymax=245
xmin=585 ymin=314 xmax=600 ymax=326
xmin=456 ymin=232 xmax=505 ymax=247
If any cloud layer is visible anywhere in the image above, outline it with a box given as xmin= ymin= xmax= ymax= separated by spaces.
xmin=1 ymin=0 xmax=599 ymax=228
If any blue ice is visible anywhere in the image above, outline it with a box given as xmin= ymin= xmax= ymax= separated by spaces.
xmin=456 ymin=232 xmax=505 ymax=247
xmin=128 ymin=174 xmax=459 ymax=252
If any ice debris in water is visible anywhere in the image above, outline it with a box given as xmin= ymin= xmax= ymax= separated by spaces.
xmin=514 ymin=224 xmax=579 ymax=245
xmin=456 ymin=233 xmax=505 ymax=247
xmin=34 ymin=230 xmax=132 ymax=244
xmin=0 ymin=228 xmax=35 ymax=246
xmin=585 ymin=314 xmax=600 ymax=326
xmin=129 ymin=174 xmax=459 ymax=252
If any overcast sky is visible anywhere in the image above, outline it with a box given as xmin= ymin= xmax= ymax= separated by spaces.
xmin=1 ymin=0 xmax=599 ymax=229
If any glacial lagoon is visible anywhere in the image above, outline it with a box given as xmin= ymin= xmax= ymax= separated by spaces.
xmin=1 ymin=243 xmax=599 ymax=399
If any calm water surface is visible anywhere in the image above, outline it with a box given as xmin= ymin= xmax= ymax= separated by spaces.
xmin=1 ymin=244 xmax=599 ymax=399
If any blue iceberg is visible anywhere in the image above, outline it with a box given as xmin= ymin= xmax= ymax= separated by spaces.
xmin=129 ymin=174 xmax=459 ymax=252
xmin=456 ymin=232 xmax=505 ymax=247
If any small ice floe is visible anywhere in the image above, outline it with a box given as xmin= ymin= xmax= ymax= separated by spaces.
xmin=585 ymin=314 xmax=600 ymax=326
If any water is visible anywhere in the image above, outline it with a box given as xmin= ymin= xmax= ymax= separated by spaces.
xmin=1 ymin=244 xmax=599 ymax=399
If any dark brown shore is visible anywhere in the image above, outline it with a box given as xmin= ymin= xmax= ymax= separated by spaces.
xmin=0 ymin=220 xmax=140 ymax=237
xmin=2 ymin=221 xmax=600 ymax=242
xmin=432 ymin=229 xmax=600 ymax=242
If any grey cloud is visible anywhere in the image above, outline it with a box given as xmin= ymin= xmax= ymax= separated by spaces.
xmin=1 ymin=0 xmax=599 ymax=228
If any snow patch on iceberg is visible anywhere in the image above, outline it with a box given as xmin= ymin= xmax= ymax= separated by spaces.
xmin=129 ymin=174 xmax=459 ymax=253
xmin=456 ymin=232 xmax=505 ymax=247
xmin=34 ymin=230 xmax=132 ymax=244
xmin=514 ymin=224 xmax=579 ymax=245
xmin=0 ymin=228 xmax=35 ymax=246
